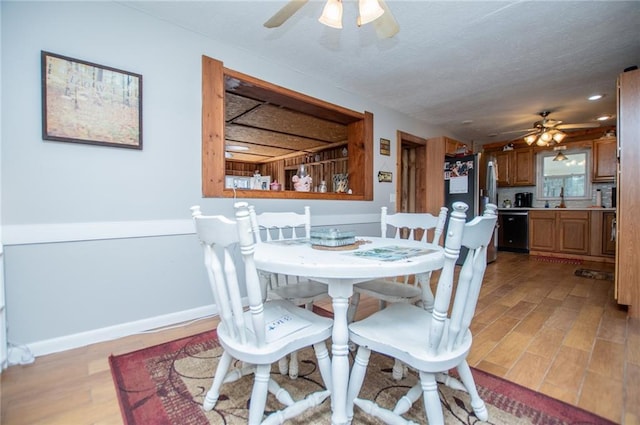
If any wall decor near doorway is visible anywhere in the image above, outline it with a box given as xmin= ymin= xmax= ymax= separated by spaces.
xmin=378 ymin=171 xmax=393 ymax=182
xmin=41 ymin=51 xmax=143 ymax=149
xmin=380 ymin=138 xmax=390 ymax=155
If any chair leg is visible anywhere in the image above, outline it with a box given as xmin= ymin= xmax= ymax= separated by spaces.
xmin=288 ymin=351 xmax=299 ymax=379
xmin=346 ymin=346 xmax=371 ymax=420
xmin=248 ymin=364 xmax=271 ymax=425
xmin=418 ymin=371 xmax=444 ymax=425
xmin=392 ymin=359 xmax=407 ymax=380
xmin=347 ymin=292 xmax=361 ymax=323
xmin=278 ymin=356 xmax=289 ymax=376
xmin=313 ymin=342 xmax=333 ymax=393
xmin=203 ymin=351 xmax=233 ymax=411
xmin=456 ymin=361 xmax=488 ymax=421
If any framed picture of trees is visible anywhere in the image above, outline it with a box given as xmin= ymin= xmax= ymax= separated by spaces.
xmin=41 ymin=51 xmax=143 ymax=149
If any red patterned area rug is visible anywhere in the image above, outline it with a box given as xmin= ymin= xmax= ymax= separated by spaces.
xmin=109 ymin=329 xmax=614 ymax=425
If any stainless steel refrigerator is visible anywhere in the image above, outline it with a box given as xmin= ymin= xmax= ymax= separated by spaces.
xmin=444 ymin=153 xmax=497 ymax=263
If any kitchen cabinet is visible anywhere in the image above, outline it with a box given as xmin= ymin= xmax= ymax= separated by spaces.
xmin=529 ymin=210 xmax=557 ymax=252
xmin=592 ymin=137 xmax=617 ymax=182
xmin=495 ymin=148 xmax=535 ymax=187
xmin=558 ymin=211 xmax=590 ymax=254
xmin=615 ymin=68 xmax=640 ymax=317
xmin=602 ymin=212 xmax=616 ymax=255
xmin=444 ymin=137 xmax=466 ymax=156
xmin=529 ymin=210 xmax=590 ymax=255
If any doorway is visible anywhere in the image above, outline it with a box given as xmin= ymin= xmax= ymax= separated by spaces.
xmin=396 ymin=131 xmax=445 ymax=215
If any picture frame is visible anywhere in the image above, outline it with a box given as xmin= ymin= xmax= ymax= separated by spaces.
xmin=41 ymin=51 xmax=143 ymax=149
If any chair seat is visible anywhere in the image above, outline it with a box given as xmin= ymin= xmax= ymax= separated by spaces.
xmin=353 ymin=279 xmax=422 ymax=303
xmin=269 ymin=280 xmax=329 ymax=304
xmin=349 ymin=302 xmax=471 ymax=372
xmin=219 ymin=300 xmax=333 ymax=365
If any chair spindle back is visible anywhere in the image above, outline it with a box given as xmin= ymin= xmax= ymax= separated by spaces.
xmin=427 ymin=202 xmax=498 ymax=355
xmin=192 ymin=202 xmax=269 ymax=347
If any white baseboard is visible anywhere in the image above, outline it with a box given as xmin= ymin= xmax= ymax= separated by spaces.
xmin=26 ymin=304 xmax=219 ymax=358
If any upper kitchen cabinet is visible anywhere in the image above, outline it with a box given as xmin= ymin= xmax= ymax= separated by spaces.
xmin=615 ymin=68 xmax=640 ymax=318
xmin=592 ymin=136 xmax=617 ymax=182
xmin=494 ymin=148 xmax=535 ymax=187
xmin=443 ymin=137 xmax=467 ymax=156
xmin=201 ymin=55 xmax=373 ymax=200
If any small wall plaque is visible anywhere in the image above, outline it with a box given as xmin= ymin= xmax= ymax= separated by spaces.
xmin=378 ymin=171 xmax=393 ymax=183
xmin=380 ymin=138 xmax=390 ymax=156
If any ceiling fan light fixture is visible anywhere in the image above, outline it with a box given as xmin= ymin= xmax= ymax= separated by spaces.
xmin=539 ymin=131 xmax=553 ymax=144
xmin=524 ymin=134 xmax=537 ymax=145
xmin=319 ymin=0 xmax=343 ymax=29
xmin=552 ymin=130 xmax=566 ymax=143
xmin=357 ymin=0 xmax=384 ymax=25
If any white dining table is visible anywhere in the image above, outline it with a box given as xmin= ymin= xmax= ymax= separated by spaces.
xmin=253 ymin=236 xmax=444 ymax=425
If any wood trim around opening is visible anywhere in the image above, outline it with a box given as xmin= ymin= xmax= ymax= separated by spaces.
xmin=202 ymin=55 xmax=373 ymax=201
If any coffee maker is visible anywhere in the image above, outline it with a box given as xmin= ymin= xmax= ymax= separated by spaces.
xmin=515 ymin=192 xmax=533 ymax=207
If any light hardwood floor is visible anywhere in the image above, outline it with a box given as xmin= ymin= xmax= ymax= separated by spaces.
xmin=1 ymin=252 xmax=638 ymax=424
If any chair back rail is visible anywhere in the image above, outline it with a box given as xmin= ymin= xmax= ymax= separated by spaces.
xmin=382 ymin=206 xmax=448 ymax=244
xmin=250 ymin=206 xmax=311 ymax=242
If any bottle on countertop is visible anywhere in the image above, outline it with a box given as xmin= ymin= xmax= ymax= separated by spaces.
xmin=545 ymin=200 xmax=549 ymax=208
xmin=596 ymin=189 xmax=602 ymax=207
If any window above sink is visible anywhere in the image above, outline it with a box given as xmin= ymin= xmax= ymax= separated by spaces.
xmin=537 ymin=148 xmax=592 ymax=200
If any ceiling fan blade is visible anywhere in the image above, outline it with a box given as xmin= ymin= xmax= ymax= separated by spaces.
xmin=373 ymin=0 xmax=399 ymax=39
xmin=542 ymin=119 xmax=561 ymax=128
xmin=500 ymin=128 xmax=536 ymax=135
xmin=556 ymin=123 xmax=601 ymax=130
xmin=263 ymin=0 xmax=308 ymax=28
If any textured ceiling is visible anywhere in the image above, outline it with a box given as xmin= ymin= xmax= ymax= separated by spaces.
xmin=120 ymin=0 xmax=640 ymax=146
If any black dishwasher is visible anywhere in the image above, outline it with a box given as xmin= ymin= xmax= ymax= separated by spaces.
xmin=498 ymin=211 xmax=529 ymax=253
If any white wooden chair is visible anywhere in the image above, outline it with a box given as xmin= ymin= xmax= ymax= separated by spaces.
xmin=191 ymin=203 xmax=333 ymax=425
xmin=249 ymin=205 xmax=330 ymax=379
xmin=346 ymin=206 xmax=448 ymax=379
xmin=346 ymin=202 xmax=498 ymax=425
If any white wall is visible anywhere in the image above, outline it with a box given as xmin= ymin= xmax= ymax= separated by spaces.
xmin=0 ymin=1 xmax=447 ymax=357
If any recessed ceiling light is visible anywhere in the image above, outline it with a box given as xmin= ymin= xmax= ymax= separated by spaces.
xmin=596 ymin=115 xmax=612 ymax=121
xmin=588 ymin=94 xmax=604 ymax=101
xmin=226 ymin=145 xmax=249 ymax=151
xmin=461 ymin=120 xmax=473 ymax=125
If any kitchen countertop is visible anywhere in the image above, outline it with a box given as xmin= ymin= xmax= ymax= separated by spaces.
xmin=498 ymin=207 xmax=616 ymax=212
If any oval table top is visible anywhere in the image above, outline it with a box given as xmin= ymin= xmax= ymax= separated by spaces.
xmin=253 ymin=236 xmax=444 ymax=281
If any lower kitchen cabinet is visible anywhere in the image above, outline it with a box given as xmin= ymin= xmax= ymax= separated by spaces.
xmin=602 ymin=212 xmax=616 ymax=255
xmin=529 ymin=211 xmax=556 ymax=251
xmin=590 ymin=210 xmax=616 ymax=257
xmin=558 ymin=211 xmax=590 ymax=254
xmin=530 ymin=210 xmax=590 ymax=254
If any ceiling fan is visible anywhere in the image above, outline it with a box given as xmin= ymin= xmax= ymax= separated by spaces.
xmin=263 ymin=0 xmax=399 ymax=39
xmin=514 ymin=111 xmax=600 ymax=147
